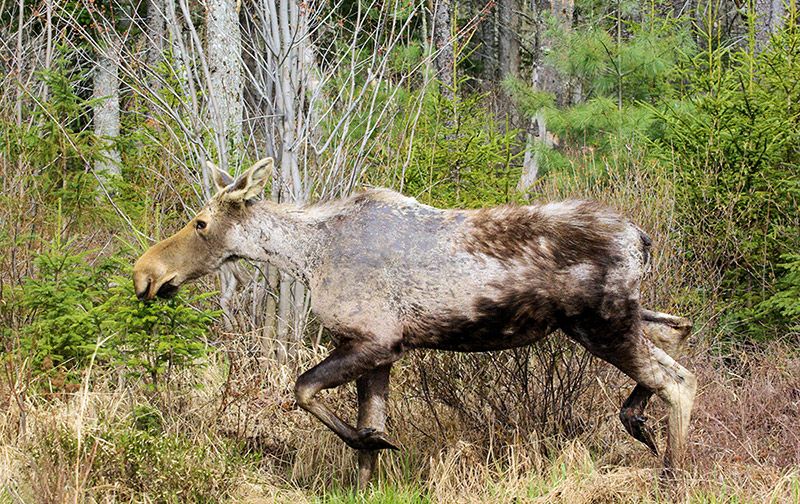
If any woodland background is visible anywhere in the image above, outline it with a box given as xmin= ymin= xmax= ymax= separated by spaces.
xmin=0 ymin=0 xmax=798 ymax=502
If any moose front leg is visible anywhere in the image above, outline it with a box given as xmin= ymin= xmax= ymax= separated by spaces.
xmin=356 ymin=364 xmax=392 ymax=487
xmin=294 ymin=342 xmax=400 ymax=452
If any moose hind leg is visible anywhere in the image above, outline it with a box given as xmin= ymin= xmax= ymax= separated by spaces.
xmin=572 ymin=326 xmax=696 ymax=470
xmin=294 ymin=341 xmax=400 ymax=451
xmin=615 ymin=338 xmax=696 ymax=469
xmin=619 ymin=384 xmax=657 ymax=455
xmin=620 ymin=310 xmax=692 ymax=455
xmin=647 ymin=343 xmax=697 ymax=470
xmin=356 ymin=364 xmax=392 ymax=487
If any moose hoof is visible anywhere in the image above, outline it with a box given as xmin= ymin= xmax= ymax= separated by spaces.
xmin=622 ymin=413 xmax=658 ymax=455
xmin=631 ymin=415 xmax=659 ymax=455
xmin=352 ymin=428 xmax=399 ymax=451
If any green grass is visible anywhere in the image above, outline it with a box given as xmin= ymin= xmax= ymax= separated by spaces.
xmin=318 ymin=485 xmax=431 ymax=504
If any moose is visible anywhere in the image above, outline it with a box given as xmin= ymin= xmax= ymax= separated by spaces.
xmin=133 ymin=158 xmax=696 ymax=485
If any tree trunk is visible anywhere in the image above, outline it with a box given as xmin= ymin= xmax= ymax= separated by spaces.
xmin=206 ymin=0 xmax=243 ymax=169
xmin=754 ymin=0 xmax=786 ymax=52
xmin=43 ymin=0 xmax=53 ymax=98
xmin=519 ymin=0 xmax=573 ymax=193
xmin=537 ymin=0 xmax=573 ymax=107
xmin=165 ymin=0 xmax=188 ymax=89
xmin=256 ymin=0 xmax=316 ymax=346
xmin=206 ymin=0 xmax=244 ymax=348
xmin=498 ymin=0 xmax=520 ymax=80
xmin=472 ymin=0 xmax=497 ymax=83
xmin=275 ymin=271 xmax=293 ymax=364
xmin=15 ymin=0 xmax=24 ymax=128
xmin=261 ymin=264 xmax=280 ymax=359
xmin=289 ymin=281 xmax=307 ymax=360
xmin=93 ymin=36 xmax=122 ymax=179
xmin=146 ymin=0 xmax=165 ymax=94
xmin=432 ymin=0 xmax=455 ymax=98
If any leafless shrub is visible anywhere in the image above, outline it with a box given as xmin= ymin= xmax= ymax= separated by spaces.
xmin=411 ymin=336 xmax=600 ymax=453
xmin=691 ymin=339 xmax=800 ymax=470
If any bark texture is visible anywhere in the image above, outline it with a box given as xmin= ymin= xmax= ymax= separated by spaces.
xmin=432 ymin=0 xmax=455 ymax=98
xmin=93 ymin=37 xmax=122 ymax=178
xmin=473 ymin=0 xmax=497 ymax=81
xmin=207 ymin=0 xmax=243 ymax=165
xmin=754 ymin=0 xmax=786 ymax=52
xmin=498 ymin=0 xmax=520 ymax=80
xmin=146 ymin=0 xmax=165 ymax=92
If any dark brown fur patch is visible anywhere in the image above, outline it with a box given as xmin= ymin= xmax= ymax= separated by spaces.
xmin=402 ymin=294 xmax=556 ymax=352
xmin=403 ymin=262 xmax=620 ymax=353
xmin=462 ymin=201 xmax=623 ymax=267
xmin=404 ymin=200 xmax=645 ymax=353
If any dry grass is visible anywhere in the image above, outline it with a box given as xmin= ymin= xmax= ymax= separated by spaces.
xmin=2 ymin=337 xmax=798 ymax=503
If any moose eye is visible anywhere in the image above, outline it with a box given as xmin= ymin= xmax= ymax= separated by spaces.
xmin=195 ymin=220 xmax=207 ymax=231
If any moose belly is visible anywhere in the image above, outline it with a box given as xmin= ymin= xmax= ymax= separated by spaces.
xmin=402 ymin=297 xmax=556 ymax=352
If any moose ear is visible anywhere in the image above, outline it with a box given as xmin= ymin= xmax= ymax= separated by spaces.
xmin=208 ymin=160 xmax=234 ymax=192
xmin=226 ymin=157 xmax=274 ymax=202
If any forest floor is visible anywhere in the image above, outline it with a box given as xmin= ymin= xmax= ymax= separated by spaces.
xmin=1 ymin=337 xmax=798 ymax=503
xmin=1 ymin=133 xmax=797 ymax=503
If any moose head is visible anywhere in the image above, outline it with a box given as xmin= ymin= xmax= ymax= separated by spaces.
xmin=132 ymin=158 xmax=274 ymax=301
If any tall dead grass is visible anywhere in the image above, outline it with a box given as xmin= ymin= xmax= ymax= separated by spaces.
xmin=1 ymin=312 xmax=799 ymax=502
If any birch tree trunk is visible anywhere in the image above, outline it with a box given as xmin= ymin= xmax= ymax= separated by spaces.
xmin=207 ymin=0 xmax=243 ymax=169
xmin=206 ymin=0 xmax=245 ymax=348
xmin=239 ymin=0 xmax=316 ymax=363
xmin=275 ymin=271 xmax=293 ymax=363
xmin=261 ymin=265 xmax=280 ymax=359
xmin=15 ymin=0 xmax=24 ymax=128
xmin=432 ymin=0 xmax=455 ymax=98
xmin=93 ymin=36 xmax=122 ymax=179
xmin=146 ymin=0 xmax=165 ymax=95
xmin=277 ymin=0 xmax=312 ymax=363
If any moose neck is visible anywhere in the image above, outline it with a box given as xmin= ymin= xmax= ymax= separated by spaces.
xmin=236 ymin=200 xmax=327 ymax=283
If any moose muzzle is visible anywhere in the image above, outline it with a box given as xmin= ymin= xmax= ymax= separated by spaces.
xmin=132 ymin=250 xmax=181 ymax=301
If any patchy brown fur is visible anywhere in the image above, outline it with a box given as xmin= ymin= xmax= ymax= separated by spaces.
xmin=405 ymin=202 xmax=637 ymax=354
xmin=463 ymin=202 xmax=622 ymax=266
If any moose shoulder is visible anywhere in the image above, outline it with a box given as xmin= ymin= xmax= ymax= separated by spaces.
xmin=133 ymin=158 xmax=696 ymax=486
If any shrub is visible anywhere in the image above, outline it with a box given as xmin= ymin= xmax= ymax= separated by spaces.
xmin=413 ymin=336 xmax=599 ymax=451
xmin=657 ymin=13 xmax=800 ymax=338
xmin=7 ymin=238 xmax=218 ymax=388
xmin=757 ymin=254 xmax=800 ymax=332
xmin=29 ymin=422 xmax=246 ymax=502
xmin=104 ymin=272 xmax=218 ymax=386
xmin=369 ymin=90 xmax=523 ymax=209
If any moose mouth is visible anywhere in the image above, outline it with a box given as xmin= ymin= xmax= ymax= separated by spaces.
xmin=156 ymin=281 xmax=180 ymax=299
xmin=135 ymin=275 xmax=180 ymax=301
